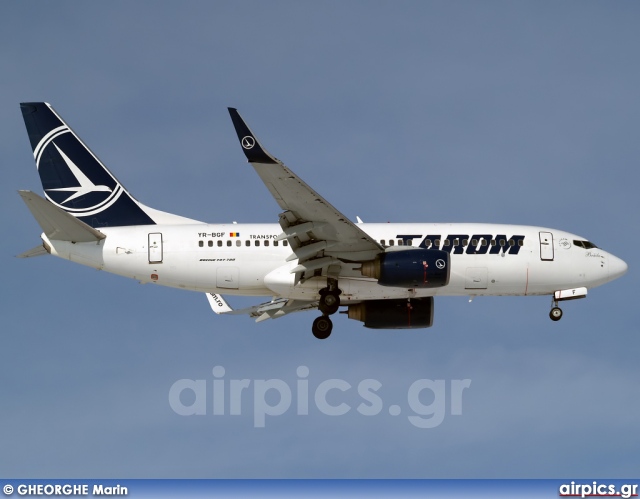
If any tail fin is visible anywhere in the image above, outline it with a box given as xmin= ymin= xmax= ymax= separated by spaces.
xmin=20 ymin=103 xmax=198 ymax=228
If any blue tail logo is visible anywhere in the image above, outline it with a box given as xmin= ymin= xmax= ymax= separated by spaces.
xmin=21 ymin=103 xmax=155 ymax=227
xmin=45 ymin=143 xmax=112 ymax=204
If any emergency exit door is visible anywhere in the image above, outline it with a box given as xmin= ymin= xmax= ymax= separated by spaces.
xmin=148 ymin=233 xmax=163 ymax=263
xmin=539 ymin=232 xmax=554 ymax=261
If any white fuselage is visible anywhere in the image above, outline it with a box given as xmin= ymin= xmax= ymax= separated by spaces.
xmin=40 ymin=222 xmax=627 ymax=304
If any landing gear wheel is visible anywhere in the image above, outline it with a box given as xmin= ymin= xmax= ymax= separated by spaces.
xmin=319 ymin=288 xmax=341 ymax=315
xmin=312 ymin=315 xmax=333 ymax=339
xmin=549 ymin=307 xmax=563 ymax=321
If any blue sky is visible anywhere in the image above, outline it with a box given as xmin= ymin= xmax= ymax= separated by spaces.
xmin=1 ymin=1 xmax=639 ymax=478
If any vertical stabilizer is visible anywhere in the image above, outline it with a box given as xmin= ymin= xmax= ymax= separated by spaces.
xmin=20 ymin=102 xmax=199 ymax=228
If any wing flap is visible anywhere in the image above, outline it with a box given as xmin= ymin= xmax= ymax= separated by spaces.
xmin=206 ymin=293 xmax=318 ymax=322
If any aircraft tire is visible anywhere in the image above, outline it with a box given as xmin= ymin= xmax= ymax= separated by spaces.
xmin=312 ymin=315 xmax=333 ymax=339
xmin=319 ymin=291 xmax=340 ymax=315
xmin=549 ymin=307 xmax=563 ymax=321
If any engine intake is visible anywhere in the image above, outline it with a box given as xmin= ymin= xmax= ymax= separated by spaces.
xmin=360 ymin=249 xmax=450 ymax=288
xmin=347 ymin=298 xmax=434 ymax=329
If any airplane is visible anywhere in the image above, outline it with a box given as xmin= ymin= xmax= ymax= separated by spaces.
xmin=17 ymin=102 xmax=628 ymax=339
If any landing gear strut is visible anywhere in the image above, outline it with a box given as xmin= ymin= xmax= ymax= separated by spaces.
xmin=549 ymin=297 xmax=563 ymax=321
xmin=313 ymin=279 xmax=342 ymax=339
xmin=319 ymin=285 xmax=341 ymax=315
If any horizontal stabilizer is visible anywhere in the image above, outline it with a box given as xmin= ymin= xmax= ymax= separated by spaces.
xmin=16 ymin=244 xmax=49 ymax=258
xmin=18 ymin=190 xmax=106 ymax=242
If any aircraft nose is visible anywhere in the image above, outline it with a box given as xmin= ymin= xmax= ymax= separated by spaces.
xmin=609 ymin=254 xmax=628 ymax=280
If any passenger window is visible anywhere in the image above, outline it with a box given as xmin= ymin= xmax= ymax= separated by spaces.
xmin=255 ymin=240 xmax=260 ymax=246
xmin=274 ymin=241 xmax=278 ymax=247
xmin=481 ymin=239 xmax=487 ymax=247
xmin=424 ymin=239 xmax=431 ymax=248
xmin=453 ymin=239 xmax=459 ymax=246
xmin=471 ymin=239 xmax=478 ymax=246
xmin=380 ymin=239 xmax=386 ymax=246
xmin=245 ymin=240 xmax=250 ymax=247
xmin=389 ymin=240 xmax=394 ymax=246
xmin=217 ymin=240 xmax=223 ymax=247
xmin=227 ymin=240 xmax=232 ymax=247
xmin=397 ymin=240 xmax=403 ymax=246
xmin=198 ymin=241 xmax=203 ymax=247
xmin=462 ymin=239 xmax=468 ymax=246
xmin=518 ymin=240 xmax=524 ymax=246
xmin=236 ymin=240 xmax=241 ymax=247
xmin=491 ymin=240 xmax=496 ymax=246
xmin=407 ymin=239 xmax=413 ymax=246
xmin=208 ymin=240 xmax=213 ymax=247
xmin=500 ymin=240 xmax=506 ymax=246
xmin=444 ymin=240 xmax=450 ymax=247
xmin=434 ymin=239 xmax=441 ymax=246
xmin=283 ymin=240 xmax=288 ymax=247
xmin=264 ymin=240 xmax=269 ymax=247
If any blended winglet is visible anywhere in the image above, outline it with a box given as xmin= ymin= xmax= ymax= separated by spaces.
xmin=206 ymin=293 xmax=233 ymax=314
xmin=227 ymin=108 xmax=278 ymax=164
xmin=209 ymin=296 xmax=319 ymax=322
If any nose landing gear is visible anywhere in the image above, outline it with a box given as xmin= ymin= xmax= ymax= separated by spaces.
xmin=549 ymin=295 xmax=563 ymax=321
xmin=549 ymin=306 xmax=563 ymax=321
xmin=548 ymin=288 xmax=588 ymax=322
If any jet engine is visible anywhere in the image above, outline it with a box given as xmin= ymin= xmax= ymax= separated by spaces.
xmin=360 ymin=249 xmax=450 ymax=288
xmin=347 ymin=297 xmax=434 ymax=329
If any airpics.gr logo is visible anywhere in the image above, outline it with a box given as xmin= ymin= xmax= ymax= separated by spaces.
xmin=169 ymin=365 xmax=472 ymax=429
xmin=34 ymin=127 xmax=123 ymax=216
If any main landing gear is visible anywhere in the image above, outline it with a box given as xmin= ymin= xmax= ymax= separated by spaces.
xmin=549 ymin=296 xmax=563 ymax=321
xmin=312 ymin=279 xmax=342 ymax=340
xmin=312 ymin=315 xmax=333 ymax=340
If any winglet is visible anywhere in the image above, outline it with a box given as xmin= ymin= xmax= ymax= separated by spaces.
xmin=206 ymin=293 xmax=233 ymax=314
xmin=227 ymin=108 xmax=278 ymax=164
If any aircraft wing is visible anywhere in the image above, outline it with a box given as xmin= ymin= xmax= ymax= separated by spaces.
xmin=228 ymin=109 xmax=383 ymax=277
xmin=206 ymin=293 xmax=319 ymax=322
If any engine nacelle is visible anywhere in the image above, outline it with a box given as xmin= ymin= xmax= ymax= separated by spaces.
xmin=360 ymin=249 xmax=450 ymax=288
xmin=347 ymin=298 xmax=434 ymax=329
